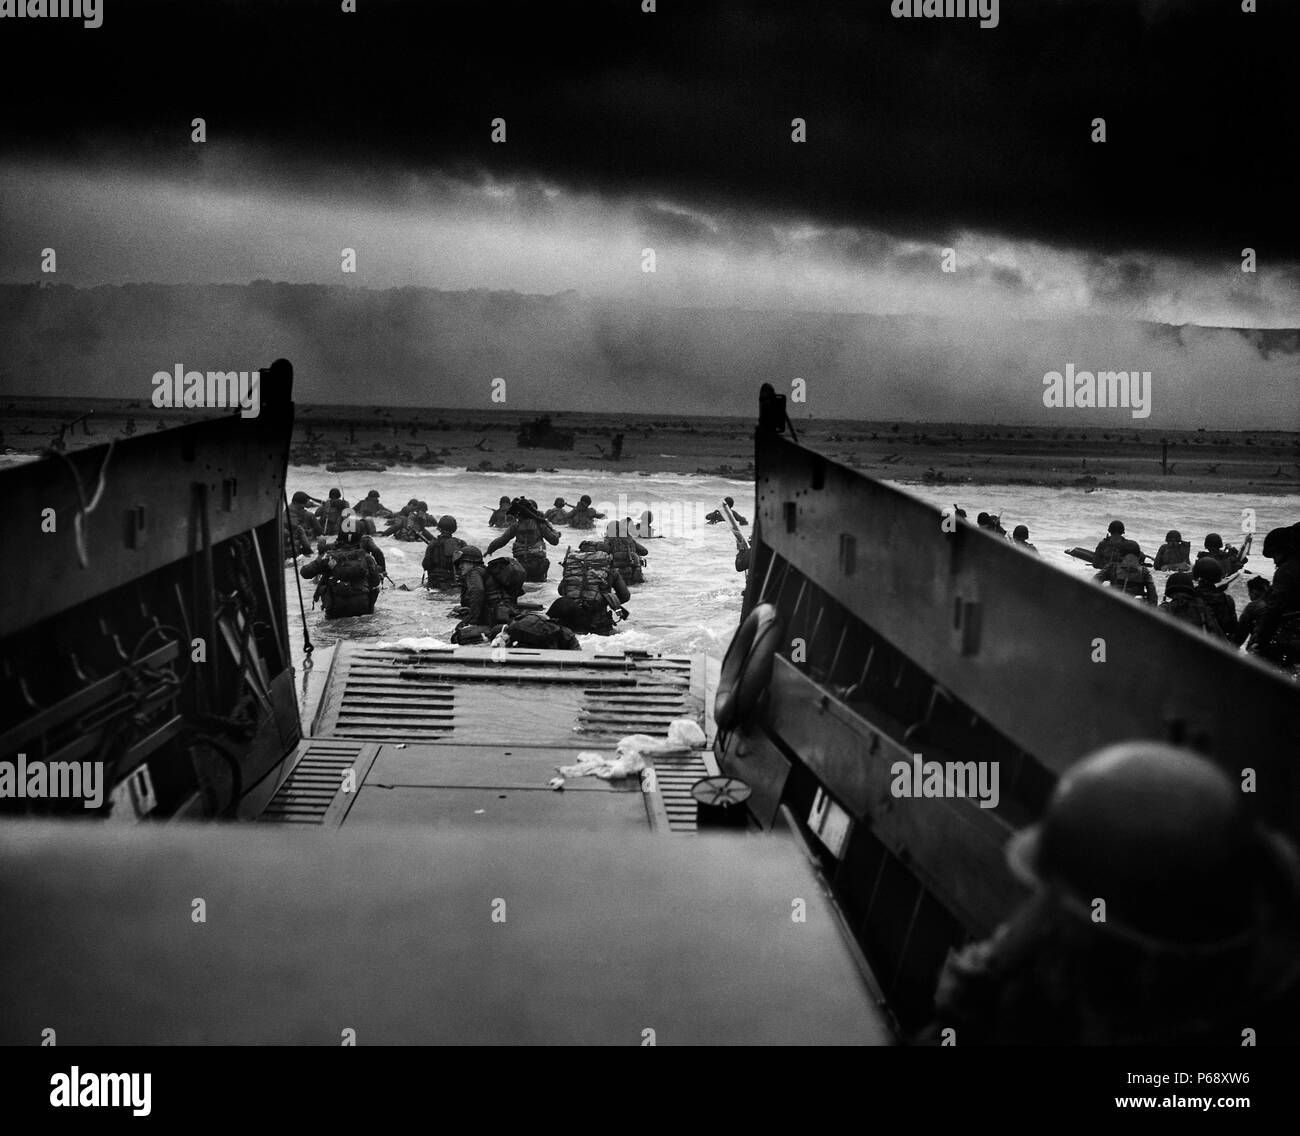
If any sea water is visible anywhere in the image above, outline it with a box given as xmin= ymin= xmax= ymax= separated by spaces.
xmin=284 ymin=463 xmax=1300 ymax=670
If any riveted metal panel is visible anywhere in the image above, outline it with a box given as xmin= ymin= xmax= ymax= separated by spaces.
xmin=754 ymin=432 xmax=1300 ymax=834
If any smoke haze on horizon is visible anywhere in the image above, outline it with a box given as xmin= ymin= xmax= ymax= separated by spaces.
xmin=1 ymin=1 xmax=1295 ymax=430
xmin=3 ymin=282 xmax=1295 ymax=431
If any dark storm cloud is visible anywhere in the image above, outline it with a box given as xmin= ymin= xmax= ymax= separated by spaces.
xmin=1 ymin=0 xmax=1294 ymax=258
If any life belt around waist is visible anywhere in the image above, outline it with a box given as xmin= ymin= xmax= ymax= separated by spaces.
xmin=715 ymin=603 xmax=783 ymax=732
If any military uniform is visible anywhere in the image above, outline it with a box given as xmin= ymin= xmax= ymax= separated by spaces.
xmin=300 ymin=541 xmax=382 ymax=619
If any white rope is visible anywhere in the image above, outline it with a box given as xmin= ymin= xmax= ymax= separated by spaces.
xmin=57 ymin=439 xmax=115 ymax=569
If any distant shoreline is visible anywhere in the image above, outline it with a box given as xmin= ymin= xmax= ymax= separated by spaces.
xmin=4 ymin=398 xmax=1297 ymax=496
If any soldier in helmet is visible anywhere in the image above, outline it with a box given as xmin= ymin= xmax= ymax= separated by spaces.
xmin=923 ymin=742 xmax=1300 ymax=1045
xmin=352 ymin=489 xmax=393 ymax=519
xmin=1197 ymin=531 xmax=1244 ymax=574
xmin=1091 ymin=519 xmax=1143 ymax=579
xmin=1250 ymin=524 xmax=1300 ymax=665
xmin=1098 ymin=551 xmax=1158 ymax=605
xmin=1010 ymin=524 xmax=1037 ymax=554
xmin=1158 ymin=571 xmax=1217 ymax=635
xmin=299 ymin=512 xmax=383 ymax=619
xmin=421 ymin=515 xmax=465 ymax=590
xmin=451 ymin=546 xmax=516 ymax=641
xmin=285 ymin=490 xmax=323 ymax=557
xmin=1152 ymin=529 xmax=1191 ymax=572
xmin=1237 ymin=577 xmax=1272 ymax=647
xmin=315 ymin=488 xmax=349 ymax=537
xmin=485 ymin=497 xmax=560 ymax=582
xmin=591 ymin=518 xmax=648 ymax=585
xmin=565 ymin=494 xmax=606 ymax=531
xmin=705 ymin=496 xmax=748 ymax=526
xmin=1191 ymin=557 xmax=1238 ymax=640
xmin=549 ymin=547 xmax=631 ymax=635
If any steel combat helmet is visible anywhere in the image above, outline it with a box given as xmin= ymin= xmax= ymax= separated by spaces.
xmin=1006 ymin=742 xmax=1289 ymax=949
xmin=1192 ymin=558 xmax=1224 ymax=584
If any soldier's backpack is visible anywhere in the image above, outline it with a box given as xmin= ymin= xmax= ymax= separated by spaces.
xmin=423 ymin=535 xmax=463 ymax=576
xmin=581 ymin=538 xmax=642 ymax=583
xmin=506 ymin=613 xmax=580 ymax=650
xmin=332 ymin=548 xmax=370 ymax=585
xmin=486 ymin=556 xmax=527 ymax=598
xmin=1162 ymin=593 xmax=1219 ymax=635
xmin=609 ymin=537 xmax=643 ymax=583
xmin=560 ymin=549 xmax=613 ymax=608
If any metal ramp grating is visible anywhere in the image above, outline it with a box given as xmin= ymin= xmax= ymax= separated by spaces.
xmin=312 ymin=645 xmax=703 ymax=745
xmin=648 ymin=749 xmax=717 ymax=834
xmin=577 ymin=680 xmax=692 ymax=738
xmin=257 ymin=739 xmax=378 ymax=826
xmin=317 ymin=647 xmax=456 ymax=740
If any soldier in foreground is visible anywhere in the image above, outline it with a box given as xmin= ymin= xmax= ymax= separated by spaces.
xmin=1158 ymin=571 xmax=1219 ymax=635
xmin=548 ymin=547 xmax=631 ymax=635
xmin=450 ymin=546 xmax=517 ymax=643
xmin=1237 ymin=577 xmax=1272 ymax=647
xmin=1251 ymin=524 xmax=1300 ymax=666
xmin=1098 ymin=552 xmax=1158 ymax=604
xmin=1191 ymin=558 xmax=1239 ymax=641
xmin=923 ymin=742 xmax=1300 ymax=1045
xmin=299 ymin=515 xmax=383 ymax=619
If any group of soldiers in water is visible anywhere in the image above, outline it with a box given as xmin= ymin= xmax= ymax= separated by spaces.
xmin=955 ymin=505 xmax=1299 ymax=668
xmin=1089 ymin=518 xmax=1300 ymax=667
xmin=286 ymin=485 xmax=659 ymax=645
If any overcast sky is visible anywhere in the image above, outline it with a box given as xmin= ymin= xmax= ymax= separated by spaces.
xmin=0 ymin=0 xmax=1296 ymax=423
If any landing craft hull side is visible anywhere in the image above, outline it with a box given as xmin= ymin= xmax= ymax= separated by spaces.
xmin=0 ymin=400 xmax=300 ymax=821
xmin=0 ymin=406 xmax=295 ymax=639
xmin=720 ymin=428 xmax=1300 ymax=1032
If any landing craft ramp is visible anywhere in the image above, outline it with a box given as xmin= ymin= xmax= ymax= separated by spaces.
xmin=3 ymin=645 xmax=895 ymax=1045
xmin=258 ymin=643 xmax=719 ymax=833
